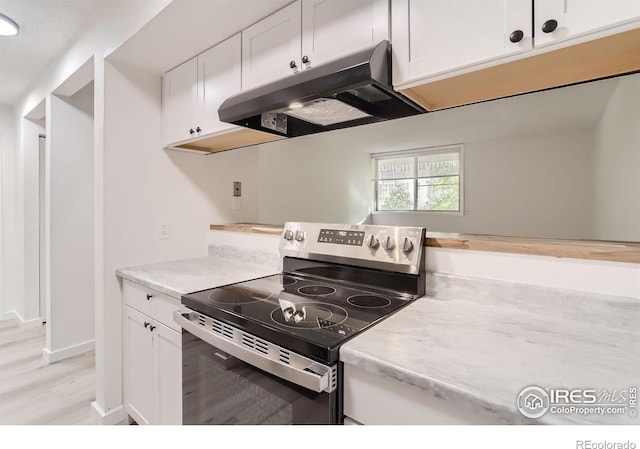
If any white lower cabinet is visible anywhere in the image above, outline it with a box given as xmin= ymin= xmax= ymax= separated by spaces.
xmin=123 ymin=281 xmax=182 ymax=425
xmin=343 ymin=364 xmax=503 ymax=425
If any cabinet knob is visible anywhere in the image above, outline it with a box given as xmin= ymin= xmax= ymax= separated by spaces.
xmin=541 ymin=19 xmax=558 ymax=33
xmin=195 ymin=126 xmax=201 ymax=133
xmin=509 ymin=30 xmax=524 ymax=43
xmin=144 ymin=322 xmax=150 ymax=328
xmin=302 ymin=55 xmax=310 ymax=65
xmin=189 ymin=128 xmax=195 ymax=135
xmin=289 ymin=60 xmax=297 ymax=69
xmin=146 ymin=294 xmax=153 ymax=301
xmin=149 ymin=325 xmax=156 ymax=332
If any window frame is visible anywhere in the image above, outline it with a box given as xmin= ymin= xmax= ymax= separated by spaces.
xmin=372 ymin=144 xmax=464 ymax=216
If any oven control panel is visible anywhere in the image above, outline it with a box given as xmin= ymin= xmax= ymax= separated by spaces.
xmin=279 ymin=222 xmax=425 ymax=275
xmin=318 ymin=229 xmax=365 ymax=246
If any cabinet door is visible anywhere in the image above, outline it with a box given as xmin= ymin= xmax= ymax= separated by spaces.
xmin=242 ymin=1 xmax=302 ymax=90
xmin=163 ymin=57 xmax=198 ymax=145
xmin=152 ymin=322 xmax=182 ymax=425
xmin=123 ymin=306 xmax=154 ymax=425
xmin=392 ymin=0 xmax=531 ymax=86
xmin=535 ymin=0 xmax=640 ymax=46
xmin=198 ymin=33 xmax=242 ymax=136
xmin=301 ymin=0 xmax=389 ymax=68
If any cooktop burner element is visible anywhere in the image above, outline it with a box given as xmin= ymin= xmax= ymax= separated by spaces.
xmin=208 ymin=285 xmax=272 ymax=305
xmin=280 ymin=275 xmax=297 ymax=286
xmin=347 ymin=294 xmax=391 ymax=308
xmin=297 ymin=285 xmax=336 ymax=296
xmin=181 ymin=222 xmax=426 ymax=364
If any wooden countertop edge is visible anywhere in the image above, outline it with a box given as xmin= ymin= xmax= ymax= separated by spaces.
xmin=210 ymin=224 xmax=640 ymax=264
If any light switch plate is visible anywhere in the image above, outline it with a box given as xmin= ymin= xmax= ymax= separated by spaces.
xmin=157 ymin=219 xmax=171 ymax=240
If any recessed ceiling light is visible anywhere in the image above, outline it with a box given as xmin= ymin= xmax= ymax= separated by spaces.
xmin=0 ymin=13 xmax=19 ymax=37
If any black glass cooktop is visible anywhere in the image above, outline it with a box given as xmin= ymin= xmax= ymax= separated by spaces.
xmin=182 ymin=272 xmax=413 ymax=364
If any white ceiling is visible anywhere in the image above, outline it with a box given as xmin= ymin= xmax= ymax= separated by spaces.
xmin=107 ymin=0 xmax=290 ymax=74
xmin=0 ymin=0 xmax=119 ymax=105
xmin=0 ymin=0 xmax=290 ymax=106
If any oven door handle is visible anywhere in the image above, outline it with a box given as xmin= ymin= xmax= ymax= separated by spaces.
xmin=173 ymin=308 xmax=333 ymax=393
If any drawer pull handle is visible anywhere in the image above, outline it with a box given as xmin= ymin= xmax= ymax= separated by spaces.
xmin=144 ymin=322 xmax=150 ymax=328
xmin=146 ymin=294 xmax=153 ymax=301
xmin=149 ymin=325 xmax=156 ymax=332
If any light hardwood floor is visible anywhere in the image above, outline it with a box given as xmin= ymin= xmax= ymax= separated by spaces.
xmin=0 ymin=319 xmax=95 ymax=424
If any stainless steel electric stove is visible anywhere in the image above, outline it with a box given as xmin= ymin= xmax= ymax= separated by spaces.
xmin=175 ymin=222 xmax=425 ymax=425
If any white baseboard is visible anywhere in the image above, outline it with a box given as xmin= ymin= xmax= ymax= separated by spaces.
xmin=42 ymin=339 xmax=95 ymax=364
xmin=2 ymin=311 xmax=19 ymax=322
xmin=20 ymin=316 xmax=44 ymax=329
xmin=90 ymin=401 xmax=127 ymax=425
xmin=1 ymin=310 xmax=44 ymax=328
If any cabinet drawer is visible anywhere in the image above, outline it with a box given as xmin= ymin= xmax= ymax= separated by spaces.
xmin=122 ymin=280 xmax=181 ymax=332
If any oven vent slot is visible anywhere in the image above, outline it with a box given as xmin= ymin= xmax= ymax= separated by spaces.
xmin=241 ymin=333 xmax=255 ymax=349
xmin=198 ymin=315 xmax=206 ymax=327
xmin=330 ymin=366 xmax=338 ymax=390
xmin=254 ymin=338 xmax=269 ymax=355
xmin=211 ymin=318 xmax=234 ymax=340
xmin=279 ymin=349 xmax=291 ymax=365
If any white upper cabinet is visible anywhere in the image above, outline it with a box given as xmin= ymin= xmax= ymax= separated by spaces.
xmin=301 ymin=0 xmax=389 ymax=68
xmin=393 ymin=0 xmax=640 ymax=88
xmin=242 ymin=0 xmax=389 ymax=91
xmin=242 ymin=2 xmax=302 ymax=91
xmin=534 ymin=0 xmax=640 ymax=46
xmin=392 ymin=0 xmax=531 ymax=84
xmin=198 ymin=33 xmax=242 ymax=136
xmin=163 ymin=57 xmax=198 ymax=145
xmin=163 ymin=33 xmax=241 ymax=146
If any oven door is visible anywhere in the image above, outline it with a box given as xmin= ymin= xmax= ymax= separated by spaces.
xmin=176 ymin=309 xmax=340 ymax=425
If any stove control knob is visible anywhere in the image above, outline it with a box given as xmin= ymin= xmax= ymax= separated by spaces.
xmin=400 ymin=237 xmax=414 ymax=253
xmin=365 ymin=234 xmax=379 ymax=249
xmin=294 ymin=230 xmax=305 ymax=242
xmin=283 ymin=230 xmax=294 ymax=241
xmin=381 ymin=235 xmax=395 ymax=251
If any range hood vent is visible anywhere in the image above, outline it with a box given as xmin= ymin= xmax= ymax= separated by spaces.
xmin=218 ymin=41 xmax=426 ymax=138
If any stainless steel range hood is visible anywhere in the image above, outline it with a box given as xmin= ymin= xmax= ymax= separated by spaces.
xmin=218 ymin=41 xmax=426 ymax=138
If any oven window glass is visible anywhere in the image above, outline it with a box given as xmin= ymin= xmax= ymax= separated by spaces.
xmin=182 ymin=331 xmax=338 ymax=425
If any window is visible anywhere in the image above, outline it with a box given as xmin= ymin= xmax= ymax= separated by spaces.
xmin=373 ymin=145 xmax=463 ymax=212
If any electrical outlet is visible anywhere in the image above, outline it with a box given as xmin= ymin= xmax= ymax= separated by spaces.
xmin=233 ymin=181 xmax=241 ymax=197
xmin=157 ymin=219 xmax=171 ymax=240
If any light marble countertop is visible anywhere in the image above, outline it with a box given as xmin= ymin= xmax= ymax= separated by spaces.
xmin=340 ymin=273 xmax=640 ymax=425
xmin=116 ymin=245 xmax=280 ymax=298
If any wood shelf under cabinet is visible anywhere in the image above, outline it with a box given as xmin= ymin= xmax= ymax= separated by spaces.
xmin=401 ymin=27 xmax=640 ymax=111
xmin=168 ymin=128 xmax=284 ymax=154
xmin=210 ymin=223 xmax=640 ymax=264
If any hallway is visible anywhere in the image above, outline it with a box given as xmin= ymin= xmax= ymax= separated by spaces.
xmin=0 ymin=320 xmax=95 ymax=424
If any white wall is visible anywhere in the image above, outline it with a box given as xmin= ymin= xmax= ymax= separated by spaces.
xmin=100 ymin=60 xmax=260 ymax=419
xmin=372 ymin=129 xmax=595 ymax=239
xmin=256 ymin=134 xmax=372 ymax=225
xmin=593 ymin=76 xmax=640 ymax=241
xmin=45 ymin=82 xmax=95 ymax=358
xmin=0 ymin=104 xmax=16 ymax=320
xmin=253 ymin=122 xmax=596 ymax=239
